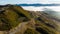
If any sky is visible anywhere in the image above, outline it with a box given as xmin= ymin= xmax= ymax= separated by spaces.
xmin=0 ymin=0 xmax=60 ymax=5
xmin=0 ymin=0 xmax=60 ymax=12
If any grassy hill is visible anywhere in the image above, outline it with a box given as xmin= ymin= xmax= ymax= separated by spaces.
xmin=0 ymin=5 xmax=60 ymax=34
xmin=0 ymin=5 xmax=32 ymax=31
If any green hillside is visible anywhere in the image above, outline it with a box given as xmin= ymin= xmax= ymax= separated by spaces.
xmin=0 ymin=5 xmax=60 ymax=34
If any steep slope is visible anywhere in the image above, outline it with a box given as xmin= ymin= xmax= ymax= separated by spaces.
xmin=0 ymin=5 xmax=32 ymax=31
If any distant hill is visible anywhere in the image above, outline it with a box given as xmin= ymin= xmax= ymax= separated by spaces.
xmin=42 ymin=8 xmax=60 ymax=20
xmin=16 ymin=4 xmax=60 ymax=6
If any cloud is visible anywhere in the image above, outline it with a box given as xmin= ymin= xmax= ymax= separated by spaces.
xmin=22 ymin=6 xmax=60 ymax=12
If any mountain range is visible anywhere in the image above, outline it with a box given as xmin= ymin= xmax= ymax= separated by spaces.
xmin=16 ymin=4 xmax=60 ymax=6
